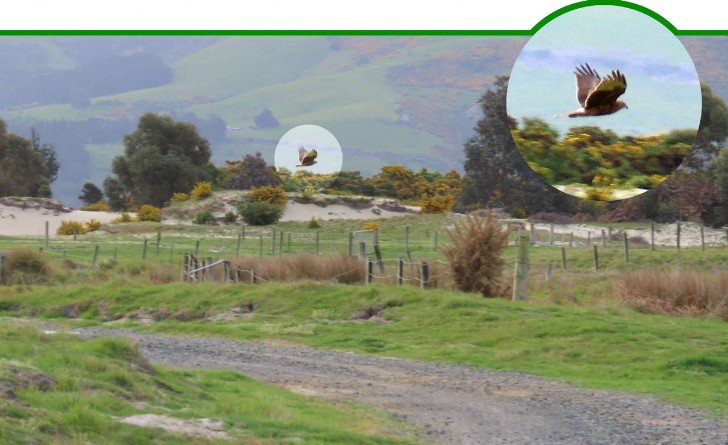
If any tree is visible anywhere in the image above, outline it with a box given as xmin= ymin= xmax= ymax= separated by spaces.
xmin=0 ymin=119 xmax=50 ymax=198
xmin=222 ymin=152 xmax=279 ymax=190
xmin=29 ymin=127 xmax=60 ymax=184
xmin=104 ymin=113 xmax=212 ymax=208
xmin=253 ymin=108 xmax=280 ymax=129
xmin=460 ymin=76 xmax=573 ymax=215
xmin=78 ymin=182 xmax=104 ymax=205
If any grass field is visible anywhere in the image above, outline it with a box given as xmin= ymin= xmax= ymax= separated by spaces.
xmin=0 ymin=322 xmax=417 ymax=444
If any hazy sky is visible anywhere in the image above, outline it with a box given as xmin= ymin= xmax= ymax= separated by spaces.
xmin=273 ymin=124 xmax=343 ymax=176
xmin=507 ymin=5 xmax=702 ymax=137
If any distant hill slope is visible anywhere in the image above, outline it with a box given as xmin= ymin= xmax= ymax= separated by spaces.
xmin=1 ymin=35 xmax=726 ymax=206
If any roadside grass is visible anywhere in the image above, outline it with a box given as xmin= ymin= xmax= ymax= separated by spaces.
xmin=2 ymin=281 xmax=728 ymax=417
xmin=0 ymin=322 xmax=418 ymax=445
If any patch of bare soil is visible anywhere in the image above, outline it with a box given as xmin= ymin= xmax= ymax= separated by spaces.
xmin=116 ymin=414 xmax=228 ymax=439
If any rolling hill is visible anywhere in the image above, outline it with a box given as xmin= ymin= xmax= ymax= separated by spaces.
xmin=1 ymin=35 xmax=727 ymax=206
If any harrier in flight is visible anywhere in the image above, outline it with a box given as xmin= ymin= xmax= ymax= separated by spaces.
xmin=296 ymin=146 xmax=318 ymax=167
xmin=567 ymin=63 xmax=628 ymax=117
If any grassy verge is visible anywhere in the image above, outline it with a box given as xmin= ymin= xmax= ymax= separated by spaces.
xmin=0 ymin=322 xmax=418 ymax=445
xmin=2 ymin=281 xmax=727 ymax=417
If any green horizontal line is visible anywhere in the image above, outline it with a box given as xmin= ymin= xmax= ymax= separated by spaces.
xmin=0 ymin=29 xmax=726 ymax=36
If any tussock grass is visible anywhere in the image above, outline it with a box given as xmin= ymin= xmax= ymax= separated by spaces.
xmin=617 ymin=268 xmax=728 ymax=320
xmin=441 ymin=211 xmax=512 ymax=297
xmin=6 ymin=247 xmax=54 ymax=284
xmin=232 ymin=253 xmax=364 ymax=284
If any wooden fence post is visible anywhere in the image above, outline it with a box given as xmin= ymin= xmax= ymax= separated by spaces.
xmin=155 ymin=229 xmax=161 ymax=255
xmin=181 ymin=253 xmax=188 ymax=282
xmin=288 ymin=232 xmax=291 ymax=253
xmin=607 ymin=227 xmax=612 ymax=245
xmin=601 ymin=229 xmax=606 ymax=248
xmin=374 ymin=244 xmax=384 ymax=274
xmin=623 ymin=232 xmax=629 ymax=262
xmin=92 ymin=245 xmax=99 ymax=267
xmin=700 ymin=225 xmax=705 ymax=251
xmin=271 ymin=229 xmax=276 ymax=255
xmin=348 ymin=232 xmax=354 ymax=256
xmin=512 ymin=234 xmax=529 ymax=301
xmin=405 ymin=225 xmax=412 ymax=261
xmin=561 ymin=246 xmax=567 ymax=271
xmin=315 ymin=231 xmax=320 ymax=255
xmin=587 ymin=231 xmax=591 ymax=246
xmin=545 ymin=263 xmax=552 ymax=282
xmin=358 ymin=241 xmax=367 ymax=262
xmin=530 ymin=223 xmax=535 ymax=245
xmin=366 ymin=260 xmax=373 ymax=284
xmin=142 ymin=239 xmax=148 ymax=260
xmin=45 ymin=221 xmax=49 ymax=248
xmin=374 ymin=229 xmax=379 ymax=246
xmin=195 ymin=240 xmax=200 ymax=257
xmin=549 ymin=224 xmax=554 ymax=245
xmin=279 ymin=231 xmax=284 ymax=256
xmin=259 ymin=235 xmax=263 ymax=257
xmin=420 ymin=262 xmax=429 ymax=289
xmin=593 ymin=245 xmax=599 ymax=272
xmin=236 ymin=233 xmax=241 ymax=261
xmin=434 ymin=230 xmax=439 ymax=252
xmin=676 ymin=221 xmax=681 ymax=250
xmin=398 ymin=258 xmax=404 ymax=286
xmin=651 ymin=222 xmax=655 ymax=251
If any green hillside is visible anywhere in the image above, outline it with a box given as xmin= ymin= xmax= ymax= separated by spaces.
xmin=1 ymin=35 xmax=727 ymax=205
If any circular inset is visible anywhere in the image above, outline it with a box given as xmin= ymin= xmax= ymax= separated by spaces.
xmin=507 ymin=5 xmax=702 ymax=201
xmin=273 ymin=124 xmax=344 ymax=189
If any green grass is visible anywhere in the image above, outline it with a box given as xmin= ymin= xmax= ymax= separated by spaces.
xmin=2 ymin=280 xmax=728 ymax=417
xmin=0 ymin=322 xmax=418 ymax=445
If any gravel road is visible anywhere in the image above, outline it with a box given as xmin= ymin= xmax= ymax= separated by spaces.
xmin=79 ymin=328 xmax=728 ymax=445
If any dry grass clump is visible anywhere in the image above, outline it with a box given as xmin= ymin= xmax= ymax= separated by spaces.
xmin=616 ymin=269 xmax=728 ymax=320
xmin=148 ymin=263 xmax=177 ymax=284
xmin=6 ymin=248 xmax=54 ymax=284
xmin=232 ymin=253 xmax=364 ymax=284
xmin=441 ymin=210 xmax=511 ymax=298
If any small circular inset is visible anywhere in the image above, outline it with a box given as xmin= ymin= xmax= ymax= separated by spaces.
xmin=507 ymin=5 xmax=702 ymax=201
xmin=274 ymin=124 xmax=343 ymax=189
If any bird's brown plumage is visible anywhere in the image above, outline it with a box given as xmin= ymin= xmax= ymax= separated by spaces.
xmin=568 ymin=63 xmax=628 ymax=117
xmin=296 ymin=146 xmax=318 ymax=167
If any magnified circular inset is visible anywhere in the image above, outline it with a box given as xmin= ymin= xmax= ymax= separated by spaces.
xmin=274 ymin=124 xmax=343 ymax=190
xmin=507 ymin=5 xmax=702 ymax=201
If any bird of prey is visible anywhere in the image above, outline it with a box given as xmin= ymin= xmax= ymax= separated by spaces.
xmin=567 ymin=63 xmax=628 ymax=117
xmin=295 ymin=146 xmax=318 ymax=167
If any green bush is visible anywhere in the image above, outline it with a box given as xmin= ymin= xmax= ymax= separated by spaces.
xmin=194 ymin=210 xmax=214 ymax=225
xmin=238 ymin=201 xmax=284 ymax=226
xmin=308 ymin=216 xmax=321 ymax=229
xmin=223 ymin=211 xmax=237 ymax=224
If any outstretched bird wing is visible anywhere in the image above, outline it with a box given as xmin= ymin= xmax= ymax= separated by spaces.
xmin=584 ymin=70 xmax=627 ymax=109
xmin=574 ymin=63 xmax=602 ymax=107
xmin=302 ymin=149 xmax=318 ymax=165
xmin=297 ymin=146 xmax=308 ymax=163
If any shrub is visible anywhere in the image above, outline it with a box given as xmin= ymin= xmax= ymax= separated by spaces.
xmin=84 ymin=219 xmax=101 ymax=232
xmin=194 ymin=210 xmax=214 ymax=225
xmin=171 ymin=192 xmax=191 ymax=202
xmin=585 ymin=187 xmax=614 ymax=201
xmin=308 ymin=216 xmax=321 ymax=229
xmin=57 ymin=221 xmax=87 ymax=236
xmin=111 ymin=213 xmax=138 ymax=223
xmin=137 ymin=205 xmax=161 ymax=222
xmin=7 ymin=248 xmax=53 ymax=283
xmin=79 ymin=200 xmax=110 ymax=211
xmin=238 ymin=201 xmax=284 ymax=226
xmin=249 ymin=185 xmax=287 ymax=205
xmin=420 ymin=194 xmax=454 ymax=214
xmin=362 ymin=221 xmax=380 ymax=231
xmin=190 ymin=181 xmax=213 ymax=200
xmin=441 ymin=211 xmax=511 ymax=298
xmin=223 ymin=211 xmax=237 ymax=224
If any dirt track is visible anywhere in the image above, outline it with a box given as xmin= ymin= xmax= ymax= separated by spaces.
xmin=79 ymin=328 xmax=728 ymax=445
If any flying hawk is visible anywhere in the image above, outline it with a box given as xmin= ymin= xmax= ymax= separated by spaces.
xmin=296 ymin=146 xmax=318 ymax=167
xmin=567 ymin=63 xmax=628 ymax=117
